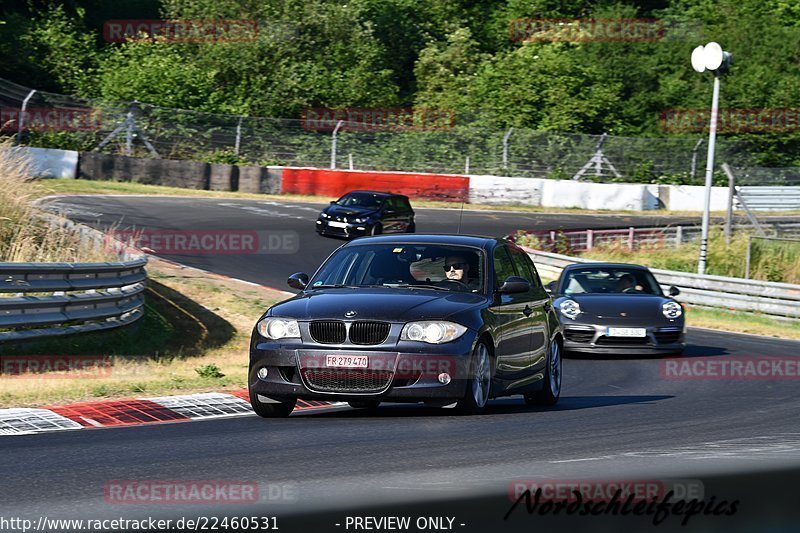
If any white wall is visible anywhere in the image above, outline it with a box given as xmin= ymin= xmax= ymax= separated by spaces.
xmin=8 ymin=147 xmax=78 ymax=179
xmin=540 ymin=179 xmax=651 ymax=211
xmin=467 ymin=175 xmax=543 ymax=206
xmin=662 ymin=185 xmax=728 ymax=211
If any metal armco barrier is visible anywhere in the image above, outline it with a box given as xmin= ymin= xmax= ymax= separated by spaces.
xmin=0 ymin=210 xmax=147 ymax=342
xmin=525 ymin=247 xmax=800 ymax=319
xmin=736 ymin=186 xmax=800 ymax=211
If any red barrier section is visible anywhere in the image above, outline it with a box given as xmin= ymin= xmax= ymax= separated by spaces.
xmin=49 ymin=399 xmax=190 ymax=427
xmin=280 ymin=168 xmax=469 ymax=202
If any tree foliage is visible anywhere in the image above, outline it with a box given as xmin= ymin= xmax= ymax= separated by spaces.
xmin=1 ymin=0 xmax=799 ymax=165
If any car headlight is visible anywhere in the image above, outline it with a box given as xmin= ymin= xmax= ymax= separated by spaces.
xmin=320 ymin=213 xmax=329 ymax=219
xmin=353 ymin=217 xmax=368 ymax=223
xmin=257 ymin=317 xmax=301 ymax=339
xmin=559 ymin=300 xmax=581 ymax=320
xmin=662 ymin=301 xmax=683 ymax=319
xmin=400 ymin=321 xmax=467 ymax=344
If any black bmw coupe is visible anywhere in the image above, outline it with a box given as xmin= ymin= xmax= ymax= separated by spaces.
xmin=249 ymin=234 xmax=563 ymax=417
xmin=548 ymin=263 xmax=685 ymax=356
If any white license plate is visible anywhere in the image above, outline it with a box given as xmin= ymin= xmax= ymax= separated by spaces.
xmin=325 ymin=355 xmax=368 ymax=368
xmin=606 ymin=327 xmax=647 ymax=337
xmin=327 ymin=221 xmax=348 ymax=228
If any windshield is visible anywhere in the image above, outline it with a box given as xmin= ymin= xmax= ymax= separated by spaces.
xmin=334 ymin=192 xmax=384 ymax=210
xmin=310 ymin=243 xmax=485 ymax=293
xmin=561 ymin=267 xmax=662 ymax=295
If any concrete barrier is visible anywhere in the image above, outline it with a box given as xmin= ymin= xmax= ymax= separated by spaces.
xmin=209 ymin=163 xmax=237 ymax=191
xmin=540 ymin=180 xmax=653 ymax=211
xmin=61 ymin=152 xmax=769 ymax=213
xmin=6 ymin=147 xmax=78 ymax=178
xmin=78 ymin=153 xmax=209 ymax=189
xmin=280 ymin=167 xmax=469 ymax=202
xmin=658 ymin=184 xmax=728 ymax=211
xmin=468 ymin=175 xmax=544 ymax=206
xmin=238 ymin=166 xmax=282 ymax=194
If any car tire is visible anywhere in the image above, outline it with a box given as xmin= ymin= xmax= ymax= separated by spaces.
xmin=370 ymin=223 xmax=383 ymax=236
xmin=456 ymin=340 xmax=492 ymax=415
xmin=406 ymin=221 xmax=416 ymax=233
xmin=524 ymin=338 xmax=562 ymax=406
xmin=348 ymin=400 xmax=380 ymax=410
xmin=249 ymin=388 xmax=296 ymax=418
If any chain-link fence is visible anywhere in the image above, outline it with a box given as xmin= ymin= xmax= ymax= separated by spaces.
xmin=1 ymin=77 xmax=794 ymax=184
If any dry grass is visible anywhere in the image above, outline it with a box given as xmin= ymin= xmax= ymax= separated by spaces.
xmin=0 ymin=143 xmax=115 ymax=262
xmin=519 ymin=228 xmax=800 ymax=284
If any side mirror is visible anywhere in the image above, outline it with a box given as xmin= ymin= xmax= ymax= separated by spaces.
xmin=498 ymin=276 xmax=530 ymax=294
xmin=545 ymin=281 xmax=556 ymax=295
xmin=329 ymin=200 xmax=336 ymax=204
xmin=669 ymin=286 xmax=680 ymax=297
xmin=287 ymin=272 xmax=309 ymax=290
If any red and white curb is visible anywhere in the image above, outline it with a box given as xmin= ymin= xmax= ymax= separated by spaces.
xmin=0 ymin=391 xmax=345 ymax=436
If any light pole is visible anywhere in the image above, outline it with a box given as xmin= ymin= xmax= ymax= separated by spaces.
xmin=691 ymin=42 xmax=732 ymax=275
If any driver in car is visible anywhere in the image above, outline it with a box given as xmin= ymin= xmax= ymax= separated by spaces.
xmin=616 ymin=273 xmax=643 ymax=293
xmin=443 ymin=254 xmax=480 ymax=291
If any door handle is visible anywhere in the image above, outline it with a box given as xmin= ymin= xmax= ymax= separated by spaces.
xmin=544 ymin=301 xmax=552 ymax=312
xmin=523 ymin=305 xmax=533 ymax=316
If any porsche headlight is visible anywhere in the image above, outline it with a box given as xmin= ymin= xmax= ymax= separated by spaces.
xmin=353 ymin=217 xmax=368 ymax=223
xmin=400 ymin=321 xmax=467 ymax=344
xmin=559 ymin=300 xmax=581 ymax=320
xmin=257 ymin=317 xmax=300 ymax=339
xmin=662 ymin=301 xmax=683 ymax=319
xmin=320 ymin=213 xmax=329 ymax=219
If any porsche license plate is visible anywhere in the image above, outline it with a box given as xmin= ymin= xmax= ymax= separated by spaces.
xmin=606 ymin=327 xmax=647 ymax=337
xmin=325 ymin=355 xmax=368 ymax=368
xmin=327 ymin=221 xmax=348 ymax=228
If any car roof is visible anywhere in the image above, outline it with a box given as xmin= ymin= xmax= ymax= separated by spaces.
xmin=563 ymin=262 xmax=652 ymax=271
xmin=340 ymin=190 xmax=396 ymax=198
xmin=344 ymin=233 xmax=505 ymax=248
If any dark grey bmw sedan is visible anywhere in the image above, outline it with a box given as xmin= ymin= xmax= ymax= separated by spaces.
xmin=249 ymin=234 xmax=563 ymax=417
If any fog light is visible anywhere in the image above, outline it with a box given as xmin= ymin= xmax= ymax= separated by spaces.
xmin=438 ymin=373 xmax=451 ymax=384
xmin=257 ymin=367 xmax=269 ymax=380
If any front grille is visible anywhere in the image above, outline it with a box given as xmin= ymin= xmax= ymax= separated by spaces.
xmin=302 ymin=369 xmax=393 ymax=393
xmin=564 ymin=327 xmax=595 ymax=344
xmin=655 ymin=331 xmax=682 ymax=344
xmin=350 ymin=321 xmax=390 ymax=345
xmin=310 ymin=320 xmax=346 ymax=344
xmin=596 ymin=336 xmax=651 ymax=345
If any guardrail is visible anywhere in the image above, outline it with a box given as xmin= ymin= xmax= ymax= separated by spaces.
xmin=513 ymin=222 xmax=800 ymax=254
xmin=0 ymin=213 xmax=147 ymax=342
xmin=524 ymin=247 xmax=800 ymax=319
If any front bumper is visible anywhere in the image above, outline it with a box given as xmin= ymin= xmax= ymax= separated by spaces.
xmin=316 ymin=219 xmax=371 ymax=238
xmin=562 ymin=323 xmax=685 ymax=354
xmin=249 ymin=335 xmax=476 ymax=402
